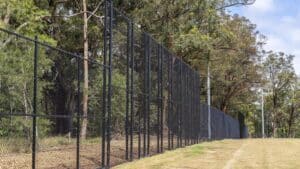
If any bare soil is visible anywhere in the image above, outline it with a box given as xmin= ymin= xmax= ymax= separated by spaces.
xmin=0 ymin=136 xmax=171 ymax=169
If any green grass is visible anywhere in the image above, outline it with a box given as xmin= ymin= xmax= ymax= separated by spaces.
xmin=113 ymin=139 xmax=300 ymax=169
xmin=185 ymin=144 xmax=204 ymax=157
xmin=113 ymin=143 xmax=208 ymax=169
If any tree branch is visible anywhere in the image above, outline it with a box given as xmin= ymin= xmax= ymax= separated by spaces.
xmin=51 ymin=12 xmax=85 ymax=18
xmin=51 ymin=11 xmax=104 ymax=22
xmin=0 ymin=22 xmax=29 ymax=49
xmin=216 ymin=1 xmax=255 ymax=10
xmin=87 ymin=1 xmax=104 ymax=21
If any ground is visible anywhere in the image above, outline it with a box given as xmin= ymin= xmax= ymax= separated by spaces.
xmin=1 ymin=138 xmax=300 ymax=169
xmin=0 ymin=136 xmax=162 ymax=169
xmin=113 ymin=139 xmax=300 ymax=169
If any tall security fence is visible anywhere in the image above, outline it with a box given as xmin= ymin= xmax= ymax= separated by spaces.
xmin=0 ymin=1 xmax=246 ymax=169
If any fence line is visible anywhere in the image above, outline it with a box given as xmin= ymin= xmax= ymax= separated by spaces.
xmin=0 ymin=1 xmax=247 ymax=169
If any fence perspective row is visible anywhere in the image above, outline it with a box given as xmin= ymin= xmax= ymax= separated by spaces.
xmin=0 ymin=1 xmax=247 ymax=169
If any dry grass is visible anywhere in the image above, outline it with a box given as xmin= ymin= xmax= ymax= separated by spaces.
xmin=0 ymin=136 xmax=162 ymax=169
xmin=0 ymin=136 xmax=103 ymax=169
xmin=230 ymin=139 xmax=300 ymax=169
xmin=113 ymin=139 xmax=300 ymax=169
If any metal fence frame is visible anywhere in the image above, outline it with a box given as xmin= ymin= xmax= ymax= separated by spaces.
xmin=0 ymin=1 xmax=247 ymax=169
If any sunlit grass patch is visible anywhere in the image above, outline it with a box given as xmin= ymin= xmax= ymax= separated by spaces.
xmin=185 ymin=144 xmax=204 ymax=157
xmin=113 ymin=142 xmax=209 ymax=169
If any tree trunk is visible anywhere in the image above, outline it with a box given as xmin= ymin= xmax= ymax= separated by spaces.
xmin=4 ymin=5 xmax=10 ymax=24
xmin=81 ymin=0 xmax=89 ymax=140
xmin=272 ymin=87 xmax=277 ymax=138
xmin=272 ymin=120 xmax=277 ymax=137
xmin=287 ymin=103 xmax=295 ymax=138
xmin=272 ymin=109 xmax=278 ymax=138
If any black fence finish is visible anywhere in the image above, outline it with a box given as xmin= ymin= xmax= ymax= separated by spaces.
xmin=0 ymin=1 xmax=247 ymax=169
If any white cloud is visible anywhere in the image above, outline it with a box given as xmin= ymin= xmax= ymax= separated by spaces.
xmin=281 ymin=16 xmax=296 ymax=24
xmin=289 ymin=29 xmax=300 ymax=42
xmin=249 ymin=0 xmax=275 ymax=12
xmin=230 ymin=1 xmax=300 ymax=75
xmin=265 ymin=35 xmax=300 ymax=75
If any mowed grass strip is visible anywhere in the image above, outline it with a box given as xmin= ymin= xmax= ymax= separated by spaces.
xmin=113 ymin=140 xmax=243 ymax=169
xmin=114 ymin=139 xmax=300 ymax=169
xmin=230 ymin=139 xmax=300 ymax=169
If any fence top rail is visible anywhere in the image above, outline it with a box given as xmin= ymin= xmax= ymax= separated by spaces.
xmin=0 ymin=27 xmax=107 ymax=68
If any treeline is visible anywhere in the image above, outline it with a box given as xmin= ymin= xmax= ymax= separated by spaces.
xmin=0 ymin=0 xmax=299 ymax=138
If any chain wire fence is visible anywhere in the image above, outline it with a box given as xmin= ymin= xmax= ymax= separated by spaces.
xmin=0 ymin=1 xmax=247 ymax=169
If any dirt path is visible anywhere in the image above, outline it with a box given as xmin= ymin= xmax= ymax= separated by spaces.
xmin=114 ymin=139 xmax=300 ymax=169
xmin=222 ymin=141 xmax=247 ymax=169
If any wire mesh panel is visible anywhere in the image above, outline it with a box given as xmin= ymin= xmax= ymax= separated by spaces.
xmin=200 ymin=104 xmax=209 ymax=139
xmin=0 ymin=28 xmax=88 ymax=169
xmin=0 ymin=37 xmax=34 ymax=165
xmin=0 ymin=1 xmax=247 ymax=168
xmin=109 ymin=7 xmax=129 ymax=167
xmin=0 ymin=33 xmax=35 ymax=169
xmin=35 ymin=46 xmax=79 ymax=169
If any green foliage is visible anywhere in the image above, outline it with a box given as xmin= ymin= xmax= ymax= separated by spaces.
xmin=262 ymin=52 xmax=298 ymax=137
xmin=0 ymin=0 xmax=55 ymax=138
xmin=88 ymin=68 xmax=127 ymax=135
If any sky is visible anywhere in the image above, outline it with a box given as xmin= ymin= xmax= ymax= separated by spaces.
xmin=228 ymin=0 xmax=300 ymax=75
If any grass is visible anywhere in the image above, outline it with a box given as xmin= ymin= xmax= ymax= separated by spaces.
xmin=0 ymin=136 xmax=102 ymax=154
xmin=2 ymin=138 xmax=300 ymax=169
xmin=186 ymin=144 xmax=204 ymax=156
xmin=113 ymin=139 xmax=300 ymax=169
xmin=112 ymin=141 xmax=219 ymax=169
xmin=0 ymin=137 xmax=32 ymax=154
xmin=0 ymin=136 xmax=104 ymax=169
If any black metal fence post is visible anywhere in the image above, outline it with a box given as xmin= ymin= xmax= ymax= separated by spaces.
xmin=185 ymin=66 xmax=188 ymax=146
xmin=137 ymin=32 xmax=141 ymax=159
xmin=125 ymin=18 xmax=130 ymax=162
xmin=187 ymin=68 xmax=190 ymax=145
xmin=147 ymin=36 xmax=151 ymax=156
xmin=76 ymin=57 xmax=81 ymax=169
xmin=106 ymin=0 xmax=113 ymax=167
xmin=157 ymin=45 xmax=160 ymax=153
xmin=170 ymin=56 xmax=174 ymax=149
xmin=32 ymin=36 xmax=38 ymax=169
xmin=143 ymin=33 xmax=147 ymax=157
xmin=179 ymin=61 xmax=183 ymax=147
xmin=167 ymin=52 xmax=171 ymax=150
xmin=129 ymin=22 xmax=134 ymax=161
xmin=101 ymin=0 xmax=108 ymax=168
xmin=160 ymin=47 xmax=163 ymax=153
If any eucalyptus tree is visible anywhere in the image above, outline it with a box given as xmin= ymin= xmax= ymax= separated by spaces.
xmin=37 ymin=0 xmax=107 ymax=137
xmin=293 ymin=80 xmax=300 ymax=137
xmin=263 ymin=52 xmax=296 ymax=137
xmin=285 ymin=80 xmax=299 ymax=137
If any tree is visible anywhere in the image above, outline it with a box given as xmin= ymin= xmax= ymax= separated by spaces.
xmin=81 ymin=0 xmax=89 ymax=140
xmin=0 ymin=0 xmax=54 ymax=139
xmin=263 ymin=52 xmax=296 ymax=137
